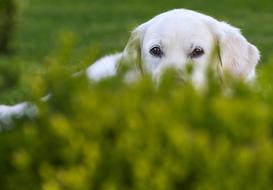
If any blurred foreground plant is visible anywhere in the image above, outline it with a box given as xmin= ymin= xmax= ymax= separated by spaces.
xmin=0 ymin=43 xmax=273 ymax=190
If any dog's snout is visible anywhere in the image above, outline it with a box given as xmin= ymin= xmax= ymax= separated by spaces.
xmin=166 ymin=59 xmax=187 ymax=71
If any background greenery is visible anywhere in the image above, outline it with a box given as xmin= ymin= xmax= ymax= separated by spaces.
xmin=12 ymin=0 xmax=273 ymax=61
xmin=0 ymin=0 xmax=273 ymax=103
xmin=1 ymin=0 xmax=273 ymax=189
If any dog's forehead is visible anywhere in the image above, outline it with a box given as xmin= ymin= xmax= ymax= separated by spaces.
xmin=142 ymin=11 xmax=213 ymax=49
xmin=151 ymin=9 xmax=209 ymax=24
xmin=144 ymin=10 xmax=211 ymax=39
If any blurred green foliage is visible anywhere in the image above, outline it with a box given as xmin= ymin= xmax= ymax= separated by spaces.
xmin=0 ymin=0 xmax=273 ymax=189
xmin=1 ymin=42 xmax=273 ymax=189
xmin=0 ymin=0 xmax=16 ymax=54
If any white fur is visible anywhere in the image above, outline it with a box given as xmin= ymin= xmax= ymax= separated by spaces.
xmin=87 ymin=9 xmax=260 ymax=85
xmin=0 ymin=102 xmax=37 ymax=127
xmin=86 ymin=53 xmax=122 ymax=81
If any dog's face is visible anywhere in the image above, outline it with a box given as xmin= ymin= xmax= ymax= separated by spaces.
xmin=141 ymin=13 xmax=215 ymax=84
xmin=122 ymin=9 xmax=260 ymax=85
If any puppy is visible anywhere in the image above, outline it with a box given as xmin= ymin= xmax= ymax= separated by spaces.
xmin=87 ymin=9 xmax=260 ymax=86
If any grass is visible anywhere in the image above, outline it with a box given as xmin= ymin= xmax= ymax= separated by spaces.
xmin=0 ymin=0 xmax=273 ymax=102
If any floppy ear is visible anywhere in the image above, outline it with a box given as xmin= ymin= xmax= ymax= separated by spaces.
xmin=214 ymin=22 xmax=260 ymax=80
xmin=121 ymin=22 xmax=148 ymax=74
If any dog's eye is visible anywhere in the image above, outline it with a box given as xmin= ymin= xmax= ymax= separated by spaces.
xmin=190 ymin=47 xmax=204 ymax=58
xmin=150 ymin=46 xmax=163 ymax=58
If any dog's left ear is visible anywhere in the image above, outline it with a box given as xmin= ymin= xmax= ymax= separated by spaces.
xmin=120 ymin=22 xmax=148 ymax=73
xmin=212 ymin=21 xmax=260 ymax=80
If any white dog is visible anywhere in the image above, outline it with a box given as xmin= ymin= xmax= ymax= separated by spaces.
xmin=87 ymin=9 xmax=260 ymax=86
xmin=0 ymin=9 xmax=260 ymax=125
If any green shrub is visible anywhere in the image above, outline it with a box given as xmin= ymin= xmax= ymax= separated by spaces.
xmin=1 ymin=46 xmax=273 ymax=190
xmin=0 ymin=0 xmax=16 ymax=54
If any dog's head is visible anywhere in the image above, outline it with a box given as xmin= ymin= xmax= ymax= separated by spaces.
xmin=121 ymin=9 xmax=260 ymax=85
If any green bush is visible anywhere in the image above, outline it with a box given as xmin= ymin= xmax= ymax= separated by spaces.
xmin=1 ymin=46 xmax=273 ymax=190
xmin=0 ymin=0 xmax=16 ymax=54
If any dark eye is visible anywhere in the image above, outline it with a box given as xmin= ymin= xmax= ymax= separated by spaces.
xmin=190 ymin=47 xmax=204 ymax=58
xmin=150 ymin=46 xmax=163 ymax=58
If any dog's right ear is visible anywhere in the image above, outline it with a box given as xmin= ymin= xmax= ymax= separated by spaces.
xmin=206 ymin=20 xmax=260 ymax=81
xmin=121 ymin=22 xmax=148 ymax=73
